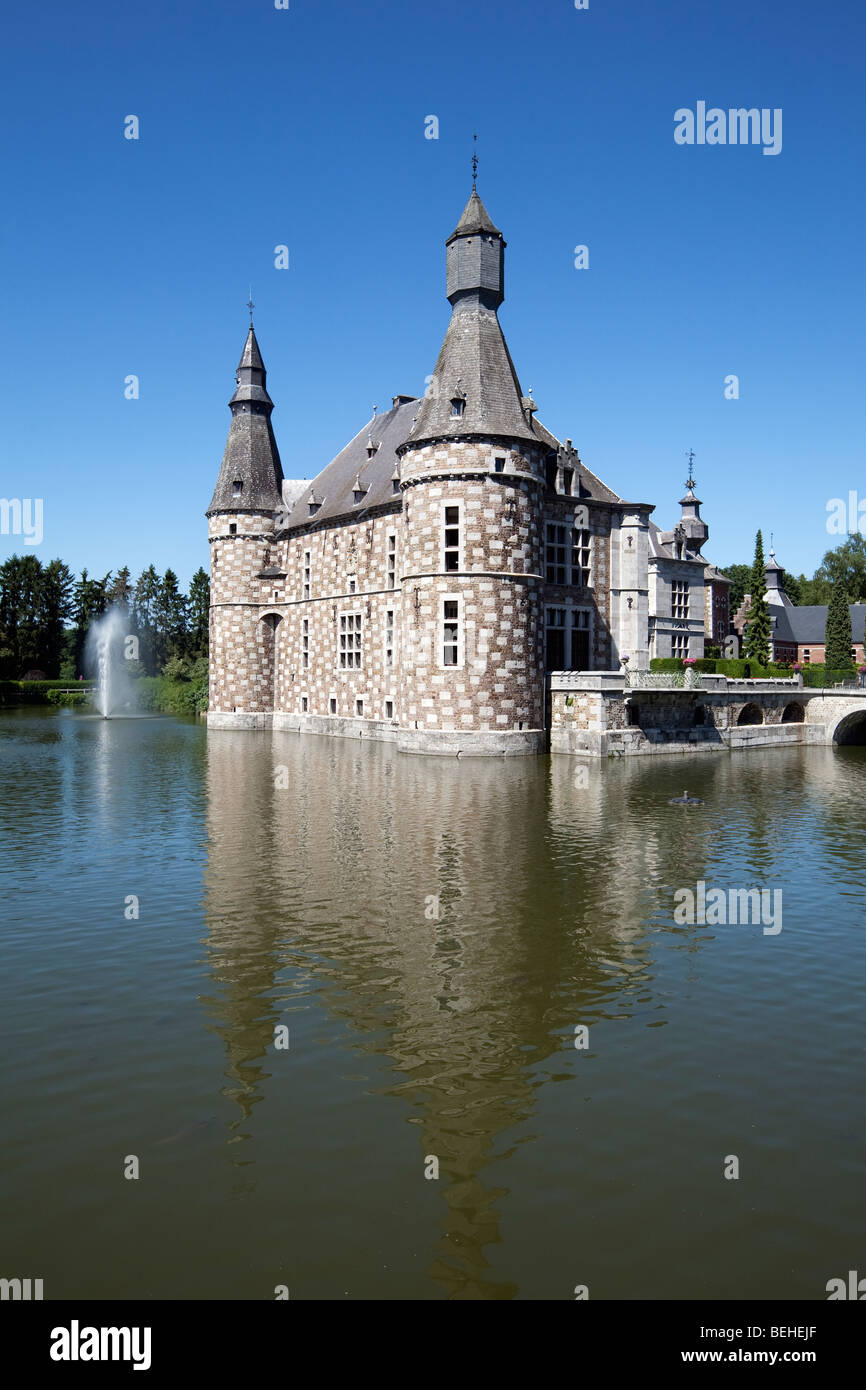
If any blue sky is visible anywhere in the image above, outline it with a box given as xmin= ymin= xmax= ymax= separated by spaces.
xmin=2 ymin=0 xmax=864 ymax=588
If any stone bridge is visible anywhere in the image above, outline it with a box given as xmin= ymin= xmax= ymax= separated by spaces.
xmin=549 ymin=672 xmax=866 ymax=757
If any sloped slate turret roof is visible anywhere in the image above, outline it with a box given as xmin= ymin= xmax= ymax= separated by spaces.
xmin=208 ymin=327 xmax=284 ymax=514
xmin=404 ymin=296 xmax=542 ymax=446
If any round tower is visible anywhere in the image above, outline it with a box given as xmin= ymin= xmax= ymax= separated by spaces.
xmin=206 ymin=323 xmax=285 ymax=726
xmin=395 ymin=188 xmax=548 ymax=752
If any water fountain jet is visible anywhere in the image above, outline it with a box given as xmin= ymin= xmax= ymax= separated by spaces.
xmin=85 ymin=608 xmax=137 ymax=718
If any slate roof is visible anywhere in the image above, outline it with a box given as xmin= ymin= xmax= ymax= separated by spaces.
xmin=208 ymin=327 xmax=284 ymax=514
xmin=277 ymin=397 xmax=418 ymax=530
xmin=276 ymin=396 xmax=624 ymax=530
xmin=447 ymin=190 xmax=501 ymax=242
xmin=770 ymin=604 xmax=866 ymax=645
xmin=404 ymin=296 xmax=544 ymax=446
xmin=648 ymin=518 xmax=704 ymax=563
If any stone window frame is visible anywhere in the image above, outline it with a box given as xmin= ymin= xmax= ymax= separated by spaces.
xmin=571 ymin=606 xmax=593 ymax=670
xmin=441 ymin=500 xmax=463 ymax=574
xmin=301 ymin=695 xmax=308 ymax=713
xmin=338 ymin=610 xmax=363 ymax=670
xmin=355 ymin=697 xmax=365 ymax=717
xmin=572 ymin=527 xmax=592 ymax=588
xmin=384 ymin=608 xmax=394 ymax=668
xmin=386 ymin=532 xmax=397 ymax=589
xmin=671 ymin=631 xmax=690 ymax=660
xmin=671 ymin=579 xmax=690 ymax=620
xmin=440 ymin=592 xmax=464 ymax=670
xmin=545 ymin=523 xmax=568 ymax=585
xmin=302 ymin=549 xmax=311 ymax=601
xmin=545 ymin=602 xmax=593 ymax=671
xmin=385 ymin=698 xmax=394 ymax=720
xmin=302 ymin=617 xmax=309 ymax=669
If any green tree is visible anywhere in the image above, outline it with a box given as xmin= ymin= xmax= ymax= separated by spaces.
xmin=814 ymin=535 xmax=866 ymax=603
xmin=38 ymin=559 xmax=74 ymax=675
xmin=0 ymin=554 xmax=44 ymax=675
xmin=107 ymin=566 xmax=133 ymax=615
xmin=720 ymin=563 xmax=752 ymax=619
xmin=780 ymin=570 xmax=801 ymax=605
xmin=188 ymin=568 xmax=210 ymax=657
xmin=743 ymin=530 xmax=771 ymax=665
xmin=71 ymin=569 xmax=110 ymax=672
xmin=132 ymin=565 xmax=161 ymax=673
xmin=153 ymin=568 xmax=188 ymax=667
xmin=825 ymin=583 xmax=854 ymax=669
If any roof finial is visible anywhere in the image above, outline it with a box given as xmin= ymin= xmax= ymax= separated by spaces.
xmin=472 ymin=132 xmax=478 ymax=191
xmin=685 ymin=448 xmax=696 ymax=491
xmin=247 ymin=287 xmax=254 ymax=327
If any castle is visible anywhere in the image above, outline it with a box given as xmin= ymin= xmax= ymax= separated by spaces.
xmin=207 ymin=185 xmax=730 ymax=755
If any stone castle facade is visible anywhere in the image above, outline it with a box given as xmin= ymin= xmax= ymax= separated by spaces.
xmin=207 ymin=187 xmax=729 ymax=755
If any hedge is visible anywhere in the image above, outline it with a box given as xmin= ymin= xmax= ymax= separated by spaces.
xmin=0 ymin=679 xmax=97 ymax=706
xmin=801 ymin=665 xmax=860 ymax=688
xmin=46 ymin=689 xmax=91 ymax=707
xmin=649 ymin=657 xmax=795 ymax=680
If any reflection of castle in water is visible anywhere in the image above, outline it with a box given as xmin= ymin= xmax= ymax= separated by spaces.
xmin=201 ymin=734 xmax=738 ymax=1297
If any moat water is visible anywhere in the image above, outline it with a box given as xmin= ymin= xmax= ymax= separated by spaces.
xmin=1 ymin=706 xmax=864 ymax=1300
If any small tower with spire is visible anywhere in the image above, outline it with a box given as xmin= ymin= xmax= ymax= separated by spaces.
xmin=764 ymin=543 xmax=793 ymax=608
xmin=395 ymin=179 xmax=551 ymax=740
xmin=206 ymin=319 xmax=286 ymax=723
xmin=677 ymin=453 xmax=709 ymax=555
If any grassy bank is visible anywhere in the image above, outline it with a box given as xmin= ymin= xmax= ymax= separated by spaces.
xmin=0 ymin=661 xmax=208 ymax=715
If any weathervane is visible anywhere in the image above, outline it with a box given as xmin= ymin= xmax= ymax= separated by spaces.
xmin=247 ymin=288 xmax=254 ymax=326
xmin=472 ymin=132 xmax=478 ymax=191
xmin=685 ymin=448 xmax=696 ymax=490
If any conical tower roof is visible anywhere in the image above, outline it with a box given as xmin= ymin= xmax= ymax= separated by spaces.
xmin=406 ymin=190 xmax=539 ymax=447
xmin=447 ymin=189 xmax=501 ymax=242
xmin=207 ymin=324 xmax=284 ymax=514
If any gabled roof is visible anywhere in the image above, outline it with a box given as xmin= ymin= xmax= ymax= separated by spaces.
xmin=648 ymin=518 xmax=703 ymax=563
xmin=276 ymin=398 xmax=624 ymax=529
xmin=278 ymin=397 xmax=419 ymax=529
xmin=770 ymin=604 xmax=866 ymax=645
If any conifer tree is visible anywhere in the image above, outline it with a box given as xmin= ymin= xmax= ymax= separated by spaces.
xmin=743 ymin=530 xmax=770 ymax=666
xmin=824 ymin=582 xmax=854 ymax=670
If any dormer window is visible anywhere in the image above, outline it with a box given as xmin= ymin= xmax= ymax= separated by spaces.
xmin=232 ymin=479 xmax=243 ymax=496
xmin=562 ymin=468 xmax=573 ymax=496
xmin=309 ymin=501 xmax=320 ymax=516
xmin=353 ymin=489 xmax=366 ymax=505
xmin=450 ymin=398 xmax=465 ymax=418
xmin=392 ymin=477 xmax=400 ymax=494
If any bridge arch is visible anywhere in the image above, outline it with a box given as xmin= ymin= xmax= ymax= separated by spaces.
xmin=832 ymin=708 xmax=866 ymax=745
xmin=781 ymin=701 xmax=805 ymax=724
xmin=736 ymin=702 xmax=764 ymax=726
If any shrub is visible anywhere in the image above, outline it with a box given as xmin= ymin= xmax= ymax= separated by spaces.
xmin=46 ymin=689 xmax=90 ymax=707
xmin=801 ymin=665 xmax=860 ymax=687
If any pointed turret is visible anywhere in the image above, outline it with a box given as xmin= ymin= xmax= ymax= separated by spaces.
xmin=207 ymin=325 xmax=284 ymax=514
xmin=765 ymin=547 xmax=793 ymax=607
xmin=407 ymin=188 xmax=538 ymax=445
xmin=677 ymin=473 xmax=709 ymax=555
